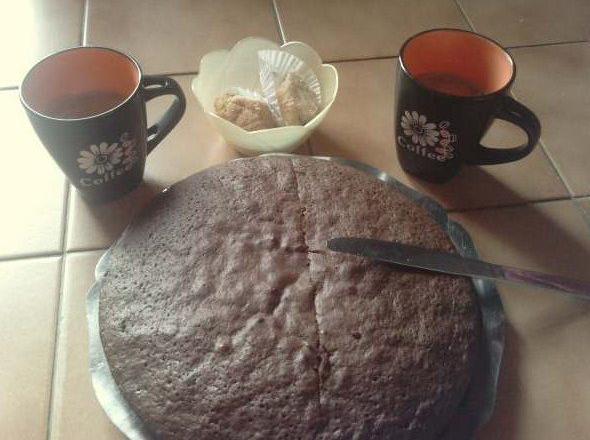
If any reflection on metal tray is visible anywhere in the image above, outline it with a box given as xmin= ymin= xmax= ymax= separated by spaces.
xmin=87 ymin=154 xmax=505 ymax=440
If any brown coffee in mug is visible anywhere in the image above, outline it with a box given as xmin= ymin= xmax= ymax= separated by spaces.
xmin=20 ymin=47 xmax=186 ymax=203
xmin=44 ymin=91 xmax=128 ymax=119
xmin=414 ymin=73 xmax=484 ymax=97
xmin=395 ymin=29 xmax=541 ymax=183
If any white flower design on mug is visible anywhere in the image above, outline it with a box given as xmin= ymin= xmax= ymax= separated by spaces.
xmin=398 ymin=115 xmax=457 ymax=162
xmin=401 ymin=111 xmax=439 ymax=147
xmin=77 ymin=142 xmax=123 ymax=175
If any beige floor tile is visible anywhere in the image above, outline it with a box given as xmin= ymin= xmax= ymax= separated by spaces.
xmin=309 ymin=59 xmax=399 ymax=172
xmin=86 ymin=0 xmax=280 ymax=75
xmin=458 ymin=0 xmax=590 ymax=47
xmin=452 ymin=201 xmax=590 ymax=439
xmin=477 ymin=318 xmax=590 ymax=440
xmin=66 ymin=75 xmax=312 ymax=251
xmin=66 ymin=182 xmax=163 ymax=252
xmin=0 ymin=257 xmax=61 ymax=440
xmin=0 ymin=91 xmax=67 ymax=258
xmin=276 ymin=0 xmax=468 ymax=62
xmin=452 ymin=200 xmax=590 ymax=335
xmin=510 ymin=43 xmax=590 ymax=196
xmin=50 ymin=251 xmax=123 ymax=439
xmin=310 ymin=59 xmax=568 ymax=210
xmin=0 ymin=0 xmax=83 ymax=87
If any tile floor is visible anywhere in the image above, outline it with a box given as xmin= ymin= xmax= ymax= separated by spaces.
xmin=1 ymin=1 xmax=589 ymax=439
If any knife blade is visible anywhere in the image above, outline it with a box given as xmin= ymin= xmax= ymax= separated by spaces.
xmin=327 ymin=237 xmax=590 ymax=299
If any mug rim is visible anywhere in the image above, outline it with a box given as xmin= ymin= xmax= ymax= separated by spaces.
xmin=19 ymin=46 xmax=143 ymax=122
xmin=399 ymin=28 xmax=516 ymax=100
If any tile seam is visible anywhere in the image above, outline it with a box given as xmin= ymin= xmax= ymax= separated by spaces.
xmin=506 ymin=88 xmax=575 ymax=198
xmin=121 ymin=40 xmax=589 ymax=75
xmin=271 ymin=0 xmax=287 ymax=44
xmin=0 ymin=246 xmax=111 ymax=263
xmin=453 ymin=0 xmax=476 ymax=31
xmin=508 ymin=42 xmax=590 ymax=200
xmin=82 ymin=0 xmax=90 ymax=46
xmin=46 ymin=180 xmax=71 ymax=440
xmin=0 ymin=251 xmax=62 ymax=263
xmin=67 ymin=43 xmax=588 ymax=79
xmin=507 ymin=40 xmax=588 ymax=51
xmin=66 ymin=246 xmax=111 ymax=255
xmin=449 ymin=195 xmax=574 ymax=214
xmin=572 ymin=199 xmax=590 ymax=230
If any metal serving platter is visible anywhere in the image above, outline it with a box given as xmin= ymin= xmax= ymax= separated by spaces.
xmin=87 ymin=155 xmax=505 ymax=440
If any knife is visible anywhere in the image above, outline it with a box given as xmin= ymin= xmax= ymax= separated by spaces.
xmin=327 ymin=237 xmax=590 ymax=299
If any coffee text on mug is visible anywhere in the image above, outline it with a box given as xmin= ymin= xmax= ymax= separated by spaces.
xmin=77 ymin=132 xmax=139 ymax=187
xmin=399 ymin=111 xmax=456 ymax=162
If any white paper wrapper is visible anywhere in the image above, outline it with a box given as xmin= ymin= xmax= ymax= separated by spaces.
xmin=225 ymin=86 xmax=264 ymax=101
xmin=192 ymin=38 xmax=339 ymax=154
xmin=258 ymin=50 xmax=321 ymax=125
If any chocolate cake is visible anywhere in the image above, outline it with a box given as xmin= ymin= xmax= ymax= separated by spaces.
xmin=99 ymin=156 xmax=479 ymax=439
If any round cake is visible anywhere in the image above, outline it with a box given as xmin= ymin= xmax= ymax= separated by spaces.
xmin=99 ymin=156 xmax=480 ymax=439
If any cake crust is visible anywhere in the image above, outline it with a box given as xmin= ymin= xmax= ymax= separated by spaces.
xmin=99 ymin=156 xmax=479 ymax=439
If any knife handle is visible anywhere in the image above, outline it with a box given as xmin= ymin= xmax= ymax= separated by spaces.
xmin=503 ymin=267 xmax=590 ymax=298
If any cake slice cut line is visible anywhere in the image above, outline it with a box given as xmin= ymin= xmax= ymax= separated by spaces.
xmin=97 ymin=156 xmax=479 ymax=439
xmin=289 ymin=158 xmax=326 ymax=421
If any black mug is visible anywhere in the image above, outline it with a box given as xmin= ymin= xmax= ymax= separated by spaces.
xmin=395 ymin=29 xmax=541 ymax=183
xmin=20 ymin=47 xmax=186 ymax=202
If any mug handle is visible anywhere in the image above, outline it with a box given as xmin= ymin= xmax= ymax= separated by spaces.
xmin=142 ymin=75 xmax=186 ymax=154
xmin=467 ymin=95 xmax=541 ymax=165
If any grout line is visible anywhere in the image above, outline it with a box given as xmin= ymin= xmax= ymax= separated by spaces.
xmin=82 ymin=0 xmax=90 ymax=46
xmin=59 ymin=182 xmax=72 ymax=252
xmin=449 ymin=195 xmax=573 ymax=214
xmin=119 ymin=56 xmax=396 ymax=78
xmin=0 ymin=246 xmax=110 ymax=264
xmin=271 ymin=0 xmax=287 ymax=44
xmin=150 ymin=55 xmax=399 ymax=71
xmin=0 ymin=251 xmax=62 ymax=263
xmin=105 ymin=40 xmax=590 ymax=78
xmin=46 ymin=181 xmax=71 ymax=440
xmin=78 ymin=41 xmax=585 ymax=79
xmin=507 ymin=40 xmax=588 ymax=51
xmin=572 ymin=198 xmax=590 ymax=230
xmin=453 ymin=0 xmax=476 ymax=31
xmin=156 ymin=70 xmax=199 ymax=77
xmin=66 ymin=246 xmax=110 ymax=255
xmin=316 ymin=41 xmax=587 ymax=66
xmin=537 ymin=137 xmax=575 ymax=196
xmin=508 ymin=89 xmax=575 ymax=198
xmin=45 ymin=254 xmax=66 ymax=440
xmin=328 ymin=54 xmax=399 ymax=64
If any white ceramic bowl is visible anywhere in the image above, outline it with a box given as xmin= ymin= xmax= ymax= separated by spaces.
xmin=191 ymin=37 xmax=339 ymax=155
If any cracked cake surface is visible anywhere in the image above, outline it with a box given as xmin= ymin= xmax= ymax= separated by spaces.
xmin=99 ymin=156 xmax=479 ymax=439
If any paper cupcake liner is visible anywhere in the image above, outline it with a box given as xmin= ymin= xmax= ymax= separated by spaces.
xmin=258 ymin=50 xmax=321 ymax=125
xmin=224 ymin=86 xmax=265 ymax=101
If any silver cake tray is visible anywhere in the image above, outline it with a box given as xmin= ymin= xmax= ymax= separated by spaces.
xmin=87 ymin=155 xmax=505 ymax=440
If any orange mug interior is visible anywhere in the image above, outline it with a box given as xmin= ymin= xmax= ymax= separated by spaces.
xmin=401 ymin=29 xmax=514 ymax=97
xmin=21 ymin=47 xmax=140 ymax=119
